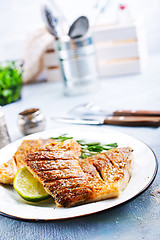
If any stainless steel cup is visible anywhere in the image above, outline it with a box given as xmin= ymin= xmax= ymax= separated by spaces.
xmin=56 ymin=34 xmax=99 ymax=95
xmin=0 ymin=106 xmax=11 ymax=149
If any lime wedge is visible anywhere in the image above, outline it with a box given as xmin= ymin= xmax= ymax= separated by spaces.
xmin=13 ymin=167 xmax=50 ymax=202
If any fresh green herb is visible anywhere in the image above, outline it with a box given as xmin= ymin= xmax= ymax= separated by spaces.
xmin=50 ymin=134 xmax=118 ymax=159
xmin=0 ymin=60 xmax=23 ymax=105
xmin=51 ymin=134 xmax=73 ymax=142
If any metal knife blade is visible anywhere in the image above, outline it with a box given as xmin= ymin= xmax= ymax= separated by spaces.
xmin=52 ymin=116 xmax=160 ymax=127
xmin=53 ymin=117 xmax=102 ymax=125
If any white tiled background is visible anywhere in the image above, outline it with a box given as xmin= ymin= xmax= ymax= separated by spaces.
xmin=0 ymin=0 xmax=160 ymax=61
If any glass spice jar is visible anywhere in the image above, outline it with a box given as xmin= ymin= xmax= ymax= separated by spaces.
xmin=18 ymin=108 xmax=45 ymax=135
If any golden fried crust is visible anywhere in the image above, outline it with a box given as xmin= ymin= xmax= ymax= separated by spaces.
xmin=54 ymin=187 xmax=93 ymax=207
xmin=79 ymin=158 xmax=105 ymax=190
xmin=0 ymin=158 xmax=17 ymax=185
xmin=89 ymin=147 xmax=133 ymax=183
xmin=14 ymin=139 xmax=57 ymax=169
xmin=0 ymin=139 xmax=58 ymax=185
xmin=27 ymin=150 xmax=79 ymax=162
xmin=0 ymin=137 xmax=133 ymax=206
xmin=78 ymin=147 xmax=133 ymax=201
xmin=88 ymin=147 xmax=133 ymax=192
xmin=27 ymin=144 xmax=133 ymax=207
xmin=27 ymin=139 xmax=94 ymax=207
xmin=40 ymin=139 xmax=81 ymax=159
xmin=79 ymin=158 xmax=120 ymax=200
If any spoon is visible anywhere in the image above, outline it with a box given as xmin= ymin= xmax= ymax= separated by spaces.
xmin=41 ymin=5 xmax=59 ymax=39
xmin=68 ymin=16 xmax=89 ymax=39
xmin=48 ymin=0 xmax=69 ymax=35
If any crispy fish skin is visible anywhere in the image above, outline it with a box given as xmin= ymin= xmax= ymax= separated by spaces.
xmin=27 ymin=139 xmax=94 ymax=207
xmin=0 ymin=139 xmax=58 ymax=185
xmin=0 ymin=138 xmax=80 ymax=186
xmin=14 ymin=139 xmax=57 ymax=170
xmin=0 ymin=135 xmax=133 ymax=207
xmin=79 ymin=158 xmax=120 ymax=201
xmin=27 ymin=139 xmax=133 ymax=207
xmin=88 ymin=147 xmax=133 ymax=192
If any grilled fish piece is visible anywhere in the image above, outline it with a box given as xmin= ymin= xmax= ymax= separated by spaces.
xmin=27 ymin=139 xmax=94 ymax=207
xmin=0 ymin=139 xmax=58 ymax=185
xmin=87 ymin=147 xmax=133 ymax=193
xmin=79 ymin=158 xmax=120 ymax=201
xmin=27 ymin=139 xmax=133 ymax=207
xmin=14 ymin=139 xmax=57 ymax=170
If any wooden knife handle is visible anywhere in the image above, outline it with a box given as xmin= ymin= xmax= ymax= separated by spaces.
xmin=113 ymin=110 xmax=160 ymax=117
xmin=104 ymin=116 xmax=160 ymax=127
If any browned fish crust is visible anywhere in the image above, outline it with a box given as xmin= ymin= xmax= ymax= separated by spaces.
xmin=13 ymin=139 xmax=58 ymax=169
xmin=27 ymin=139 xmax=94 ymax=207
xmin=0 ymin=158 xmax=17 ymax=185
xmin=80 ymin=147 xmax=133 ymax=202
xmin=89 ymin=147 xmax=133 ymax=185
xmin=0 ymin=136 xmax=133 ymax=206
xmin=26 ymin=139 xmax=133 ymax=207
xmin=0 ymin=139 xmax=59 ymax=185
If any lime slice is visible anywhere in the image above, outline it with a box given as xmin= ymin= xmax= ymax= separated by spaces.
xmin=13 ymin=167 xmax=50 ymax=202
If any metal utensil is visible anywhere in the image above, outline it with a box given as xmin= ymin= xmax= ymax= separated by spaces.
xmin=52 ymin=116 xmax=160 ymax=127
xmin=41 ymin=5 xmax=60 ymax=39
xmin=68 ymin=16 xmax=89 ymax=39
xmin=48 ymin=0 xmax=69 ymax=34
xmin=69 ymin=102 xmax=107 ymax=116
xmin=69 ymin=102 xmax=160 ymax=117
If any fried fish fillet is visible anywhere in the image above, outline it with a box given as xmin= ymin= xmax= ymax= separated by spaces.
xmin=14 ymin=139 xmax=57 ymax=169
xmin=26 ymin=138 xmax=133 ymax=207
xmin=88 ymin=147 xmax=133 ymax=192
xmin=26 ymin=139 xmax=94 ymax=207
xmin=80 ymin=147 xmax=133 ymax=202
xmin=0 ymin=139 xmax=58 ymax=185
xmin=79 ymin=158 xmax=120 ymax=202
xmin=0 ymin=137 xmax=133 ymax=206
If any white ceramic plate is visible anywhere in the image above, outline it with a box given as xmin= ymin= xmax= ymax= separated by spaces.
xmin=0 ymin=126 xmax=158 ymax=221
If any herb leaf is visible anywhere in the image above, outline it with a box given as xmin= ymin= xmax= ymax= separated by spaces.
xmin=50 ymin=134 xmax=118 ymax=159
xmin=0 ymin=60 xmax=23 ymax=105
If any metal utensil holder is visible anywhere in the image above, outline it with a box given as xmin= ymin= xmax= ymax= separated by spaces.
xmin=56 ymin=34 xmax=98 ymax=95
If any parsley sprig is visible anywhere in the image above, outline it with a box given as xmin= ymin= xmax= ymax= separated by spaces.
xmin=0 ymin=60 xmax=23 ymax=105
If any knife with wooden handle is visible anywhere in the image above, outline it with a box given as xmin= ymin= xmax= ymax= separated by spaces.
xmin=104 ymin=116 xmax=160 ymax=127
xmin=113 ymin=110 xmax=160 ymax=117
xmin=53 ymin=116 xmax=160 ymax=127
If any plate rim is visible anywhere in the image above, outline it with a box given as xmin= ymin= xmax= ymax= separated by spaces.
xmin=0 ymin=127 xmax=158 ymax=221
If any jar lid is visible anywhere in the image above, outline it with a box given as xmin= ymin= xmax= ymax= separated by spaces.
xmin=19 ymin=108 xmax=40 ymax=120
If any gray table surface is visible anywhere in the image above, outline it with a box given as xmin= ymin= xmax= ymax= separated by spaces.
xmin=1 ymin=54 xmax=160 ymax=240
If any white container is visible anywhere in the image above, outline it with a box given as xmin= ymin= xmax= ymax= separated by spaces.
xmin=43 ymin=50 xmax=59 ymax=67
xmin=45 ymin=67 xmax=62 ymax=82
xmin=93 ymin=20 xmax=148 ymax=77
